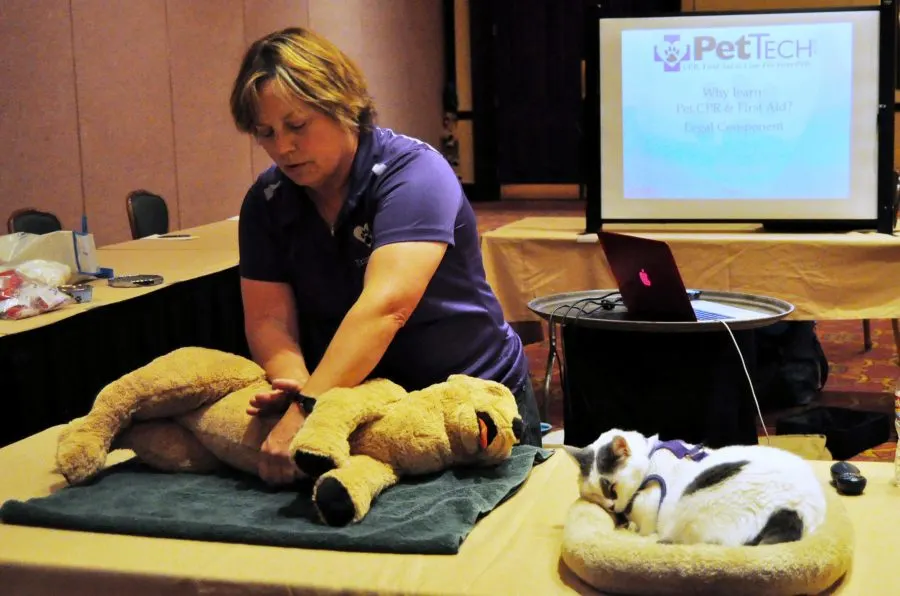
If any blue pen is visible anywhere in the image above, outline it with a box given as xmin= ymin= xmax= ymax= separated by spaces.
xmin=81 ymin=214 xmax=88 ymax=234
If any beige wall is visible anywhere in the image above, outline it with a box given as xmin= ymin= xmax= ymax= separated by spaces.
xmin=310 ymin=0 xmax=445 ymax=152
xmin=0 ymin=1 xmax=85 ymax=233
xmin=0 ymin=0 xmax=444 ymax=245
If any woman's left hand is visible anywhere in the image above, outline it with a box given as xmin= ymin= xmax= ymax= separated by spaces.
xmin=247 ymin=378 xmax=304 ymax=416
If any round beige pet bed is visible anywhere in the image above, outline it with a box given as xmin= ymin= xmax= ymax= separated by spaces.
xmin=561 ymin=491 xmax=853 ymax=595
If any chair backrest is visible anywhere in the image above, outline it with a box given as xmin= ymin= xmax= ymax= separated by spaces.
xmin=126 ymin=190 xmax=169 ymax=239
xmin=7 ymin=208 xmax=63 ymax=235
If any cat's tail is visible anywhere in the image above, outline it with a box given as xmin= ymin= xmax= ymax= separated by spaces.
xmin=745 ymin=508 xmax=804 ymax=545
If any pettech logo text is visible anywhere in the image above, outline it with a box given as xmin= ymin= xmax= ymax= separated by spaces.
xmin=654 ymin=31 xmax=814 ymax=72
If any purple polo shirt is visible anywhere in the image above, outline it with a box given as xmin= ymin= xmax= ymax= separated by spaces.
xmin=238 ymin=127 xmax=528 ymax=393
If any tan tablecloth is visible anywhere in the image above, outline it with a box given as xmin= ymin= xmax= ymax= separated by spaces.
xmin=481 ymin=217 xmax=900 ymax=322
xmin=0 ymin=220 xmax=239 ymax=337
xmin=0 ymin=426 xmax=897 ymax=595
xmin=102 ymin=219 xmax=239 ymax=251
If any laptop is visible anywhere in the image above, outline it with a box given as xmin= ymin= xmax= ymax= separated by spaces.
xmin=597 ymin=230 xmax=761 ymax=322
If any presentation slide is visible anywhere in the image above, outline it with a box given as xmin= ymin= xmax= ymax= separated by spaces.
xmin=599 ymin=10 xmax=881 ymax=221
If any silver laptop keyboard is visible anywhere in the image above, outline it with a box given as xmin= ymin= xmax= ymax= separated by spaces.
xmin=693 ymin=309 xmax=733 ymax=321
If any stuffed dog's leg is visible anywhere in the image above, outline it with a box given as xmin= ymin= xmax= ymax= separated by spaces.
xmin=56 ymin=347 xmax=265 ymax=484
xmin=313 ymin=455 xmax=399 ymax=526
xmin=115 ymin=421 xmax=223 ymax=473
xmin=290 ymin=379 xmax=406 ymax=477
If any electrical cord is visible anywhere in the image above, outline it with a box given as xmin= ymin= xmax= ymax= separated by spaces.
xmin=546 ymin=292 xmax=622 ymax=408
xmin=719 ymin=319 xmax=770 ymax=445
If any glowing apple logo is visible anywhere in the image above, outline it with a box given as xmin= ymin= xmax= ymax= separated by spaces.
xmin=639 ymin=269 xmax=652 ymax=287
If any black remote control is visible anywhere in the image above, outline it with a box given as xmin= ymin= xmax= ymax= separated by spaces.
xmin=830 ymin=461 xmax=867 ymax=496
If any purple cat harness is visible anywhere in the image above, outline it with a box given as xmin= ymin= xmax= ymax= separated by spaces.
xmin=621 ymin=440 xmax=708 ymax=518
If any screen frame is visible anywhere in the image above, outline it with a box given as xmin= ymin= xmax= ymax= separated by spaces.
xmin=583 ymin=1 xmax=897 ymax=234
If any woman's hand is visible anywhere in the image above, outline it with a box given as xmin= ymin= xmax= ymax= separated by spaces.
xmin=247 ymin=378 xmax=304 ymax=416
xmin=250 ymin=379 xmax=307 ymax=486
xmin=258 ymin=404 xmax=306 ymax=486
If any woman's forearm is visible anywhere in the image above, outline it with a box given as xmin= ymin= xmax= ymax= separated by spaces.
xmin=245 ymin=316 xmax=311 ymax=385
xmin=299 ymin=297 xmax=406 ymax=397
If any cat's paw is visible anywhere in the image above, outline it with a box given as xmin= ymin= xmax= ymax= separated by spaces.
xmin=626 ymin=520 xmax=639 ymax=533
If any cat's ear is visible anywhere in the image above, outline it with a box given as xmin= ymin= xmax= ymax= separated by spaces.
xmin=561 ymin=444 xmax=594 ymax=477
xmin=612 ymin=435 xmax=631 ymax=458
xmin=560 ymin=444 xmax=582 ymax=459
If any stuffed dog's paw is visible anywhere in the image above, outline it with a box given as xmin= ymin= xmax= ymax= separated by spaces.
xmin=314 ymin=476 xmax=357 ymax=526
xmin=55 ymin=418 xmax=111 ymax=484
xmin=293 ymin=449 xmax=337 ymax=478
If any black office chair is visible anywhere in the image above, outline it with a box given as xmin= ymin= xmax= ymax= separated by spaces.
xmin=126 ymin=189 xmax=169 ymax=239
xmin=7 ymin=208 xmax=63 ymax=235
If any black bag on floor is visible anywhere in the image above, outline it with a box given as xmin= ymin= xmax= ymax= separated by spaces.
xmin=754 ymin=321 xmax=829 ymax=409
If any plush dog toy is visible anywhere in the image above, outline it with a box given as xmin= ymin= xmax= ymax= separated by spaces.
xmin=55 ymin=347 xmax=524 ymax=526
xmin=291 ymin=374 xmax=524 ymax=526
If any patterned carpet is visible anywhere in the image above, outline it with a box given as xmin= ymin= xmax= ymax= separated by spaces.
xmin=473 ymin=200 xmax=899 ymax=463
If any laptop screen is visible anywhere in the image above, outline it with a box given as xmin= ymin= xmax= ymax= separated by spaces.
xmin=598 ymin=231 xmax=696 ymax=321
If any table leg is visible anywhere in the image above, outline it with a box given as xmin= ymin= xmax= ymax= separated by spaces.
xmin=892 ymin=319 xmax=900 ymax=366
xmin=541 ymin=347 xmax=556 ymax=422
xmin=863 ymin=320 xmax=873 ymax=352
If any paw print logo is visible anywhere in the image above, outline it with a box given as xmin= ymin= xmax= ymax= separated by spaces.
xmin=654 ymin=34 xmax=691 ymax=72
xmin=353 ymin=223 xmax=373 ymax=247
xmin=662 ymin=44 xmax=682 ymax=64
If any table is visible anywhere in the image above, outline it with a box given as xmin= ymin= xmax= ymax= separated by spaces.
xmin=0 ymin=425 xmax=896 ymax=595
xmin=0 ymin=220 xmax=246 ymax=447
xmin=0 ymin=220 xmax=239 ymax=337
xmin=481 ymin=217 xmax=900 ymax=323
xmin=101 ymin=218 xmax=239 ymax=252
xmin=528 ymin=289 xmax=794 ymax=447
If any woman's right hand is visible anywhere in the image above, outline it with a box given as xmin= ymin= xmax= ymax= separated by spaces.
xmin=251 ymin=378 xmax=307 ymax=486
xmin=258 ymin=404 xmax=306 ymax=486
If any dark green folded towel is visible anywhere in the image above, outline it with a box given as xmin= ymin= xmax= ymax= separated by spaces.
xmin=0 ymin=446 xmax=552 ymax=554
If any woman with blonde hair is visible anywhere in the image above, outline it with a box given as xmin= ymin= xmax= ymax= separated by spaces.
xmin=230 ymin=27 xmax=541 ymax=486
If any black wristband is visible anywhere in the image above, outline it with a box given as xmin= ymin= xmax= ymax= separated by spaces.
xmin=291 ymin=392 xmax=317 ymax=415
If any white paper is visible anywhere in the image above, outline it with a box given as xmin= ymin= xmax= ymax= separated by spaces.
xmin=142 ymin=234 xmax=197 ymax=241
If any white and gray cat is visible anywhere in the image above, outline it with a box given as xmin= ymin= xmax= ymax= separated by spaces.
xmin=563 ymin=429 xmax=827 ymax=546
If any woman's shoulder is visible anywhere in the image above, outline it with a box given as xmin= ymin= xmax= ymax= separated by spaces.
xmin=239 ymin=166 xmax=306 ymax=226
xmin=243 ymin=166 xmax=306 ymax=207
xmin=374 ymin=127 xmax=440 ymax=161
xmin=246 ymin=166 xmax=285 ymax=200
xmin=371 ymin=127 xmax=457 ymax=183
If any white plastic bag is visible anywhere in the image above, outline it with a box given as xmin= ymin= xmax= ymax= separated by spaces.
xmin=14 ymin=259 xmax=72 ymax=287
xmin=0 ymin=268 xmax=73 ymax=320
xmin=0 ymin=231 xmax=99 ymax=283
